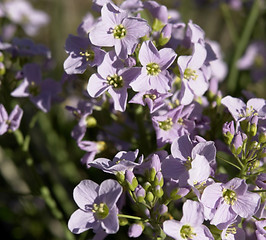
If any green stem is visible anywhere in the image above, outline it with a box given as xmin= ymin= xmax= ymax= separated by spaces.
xmin=117 ymin=214 xmax=143 ymax=221
xmin=217 ymin=155 xmax=242 ymax=170
xmin=227 ymin=0 xmax=261 ymax=93
xmin=220 ymin=3 xmax=238 ymax=45
xmin=251 ymin=189 xmax=266 ymax=193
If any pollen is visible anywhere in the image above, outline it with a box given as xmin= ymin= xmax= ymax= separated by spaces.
xmin=222 ymin=189 xmax=237 ymax=205
xmin=184 ymin=68 xmax=198 ymax=81
xmin=159 ymin=117 xmax=173 ymax=131
xmin=146 ymin=62 xmax=161 ymax=76
xmin=79 ymin=49 xmax=95 ymax=61
xmin=106 ymin=74 xmax=124 ymax=88
xmin=113 ymin=24 xmax=127 ymax=39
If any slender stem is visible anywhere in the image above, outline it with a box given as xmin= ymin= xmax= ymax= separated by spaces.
xmin=220 ymin=3 xmax=238 ymax=45
xmin=217 ymin=155 xmax=242 ymax=170
xmin=251 ymin=189 xmax=266 ymax=193
xmin=117 ymin=214 xmax=143 ymax=221
xmin=227 ymin=0 xmax=261 ymax=93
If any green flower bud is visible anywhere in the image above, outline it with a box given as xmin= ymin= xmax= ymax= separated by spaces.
xmin=145 ymin=191 xmax=154 ymax=203
xmin=154 ymin=185 xmax=164 ymax=198
xmin=86 ymin=116 xmax=97 ymax=128
xmin=116 ymin=171 xmax=125 ymax=184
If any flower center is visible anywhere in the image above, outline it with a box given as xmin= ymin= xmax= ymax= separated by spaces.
xmin=184 ymin=68 xmax=198 ymax=81
xmin=143 ymin=93 xmax=157 ymax=101
xmin=29 ymin=81 xmax=40 ymax=96
xmin=184 ymin=156 xmax=192 ymax=170
xmin=92 ymin=203 xmax=109 ymax=219
xmin=159 ymin=117 xmax=173 ymax=131
xmin=107 ymin=74 xmax=124 ymax=88
xmin=113 ymin=24 xmax=127 ymax=39
xmin=225 ymin=226 xmax=237 ymax=237
xmin=180 ymin=225 xmax=196 ymax=239
xmin=79 ymin=49 xmax=95 ymax=61
xmin=146 ymin=63 xmax=161 ymax=76
xmin=222 ymin=189 xmax=237 ymax=205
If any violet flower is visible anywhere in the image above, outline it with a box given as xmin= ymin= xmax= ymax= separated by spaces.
xmin=68 ymin=179 xmax=122 ymax=234
xmin=152 ymin=104 xmax=196 ymax=147
xmin=237 ymin=41 xmax=266 ymax=82
xmin=89 ymin=149 xmax=143 ymax=174
xmin=201 ymin=178 xmax=261 ymax=230
xmin=11 ymin=63 xmax=61 ymax=113
xmin=130 ymin=40 xmax=177 ymax=93
xmin=64 ymin=34 xmax=105 ymax=75
xmin=129 ymin=89 xmax=172 ymax=113
xmin=0 ymin=104 xmax=23 ymax=135
xmin=221 ymin=96 xmax=266 ymax=123
xmin=163 ymin=200 xmax=214 ymax=240
xmin=87 ymin=51 xmax=139 ymax=112
xmin=128 ymin=223 xmax=143 ymax=238
xmin=89 ymin=2 xmax=150 ymax=59
xmin=177 ymin=43 xmax=209 ymax=105
xmin=162 ymin=135 xmax=215 ymax=188
xmin=2 ymin=0 xmax=49 ymax=36
xmin=255 ymin=219 xmax=266 ymax=240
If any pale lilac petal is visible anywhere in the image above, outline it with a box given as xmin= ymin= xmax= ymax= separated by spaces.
xmin=177 ymin=55 xmax=191 ymax=76
xmin=149 ymin=73 xmax=171 ymax=93
xmin=139 ymin=41 xmax=159 ymax=66
xmin=233 ymin=192 xmax=261 ymax=218
xmin=8 ymin=105 xmax=23 ymax=131
xmin=191 ymin=141 xmax=216 ymax=164
xmin=68 ymin=209 xmax=96 ymax=234
xmin=64 ymin=54 xmax=84 ymax=74
xmin=101 ymin=2 xmax=127 ymax=26
xmin=161 ymin=155 xmax=187 ymax=180
xmin=158 ymin=47 xmax=177 ymax=70
xmin=193 ymin=226 xmax=214 ymax=240
xmin=114 ymin=36 xmax=136 ymax=59
xmin=73 ymin=180 xmax=99 ymax=210
xmin=130 ymin=72 xmax=152 ymax=92
xmin=108 ymin=87 xmax=127 ymax=112
xmin=188 ymin=43 xmax=207 ymax=69
xmin=223 ymin=178 xmax=247 ymax=195
xmin=98 ymin=179 xmax=123 ymax=207
xmin=181 ymin=200 xmax=204 ymax=226
xmin=123 ymin=17 xmax=150 ymax=39
xmin=11 ymin=80 xmax=30 ymax=97
xmin=171 ymin=135 xmax=193 ymax=160
xmin=0 ymin=104 xmax=8 ymax=122
xmin=201 ymin=183 xmax=223 ymax=208
xmin=89 ymin=22 xmax=115 ymax=47
xmin=101 ymin=207 xmax=119 ymax=234
xmin=211 ymin=203 xmax=237 ymax=230
xmin=87 ymin=73 xmax=110 ymax=98
xmin=163 ymin=220 xmax=182 ymax=240
xmin=221 ymin=96 xmax=246 ymax=121
xmin=188 ymin=155 xmax=211 ymax=186
xmin=247 ymin=98 xmax=266 ymax=118
xmin=179 ymin=80 xmax=195 ymax=105
xmin=188 ymin=71 xmax=208 ymax=96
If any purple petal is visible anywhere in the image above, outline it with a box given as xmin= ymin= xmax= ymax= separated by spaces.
xmin=73 ymin=180 xmax=99 ymax=210
xmin=98 ymin=179 xmax=122 ymax=208
xmin=158 ymin=47 xmax=177 ymax=71
xmin=221 ymin=96 xmax=246 ymax=121
xmin=201 ymin=183 xmax=222 ymax=209
xmin=188 ymin=43 xmax=207 ymax=70
xmin=211 ymin=203 xmax=237 ymax=230
xmin=101 ymin=207 xmax=119 ymax=234
xmin=191 ymin=141 xmax=216 ymax=164
xmin=68 ymin=209 xmax=96 ymax=234
xmin=163 ymin=220 xmax=182 ymax=240
xmin=89 ymin=22 xmax=115 ymax=47
xmin=8 ymin=105 xmax=23 ymax=131
xmin=87 ymin=73 xmax=110 ymax=98
xmin=181 ymin=200 xmax=204 ymax=226
xmin=171 ymin=135 xmax=193 ymax=160
xmin=0 ymin=104 xmax=8 ymax=123
xmin=108 ymin=87 xmax=128 ymax=112
xmin=233 ymin=192 xmax=261 ymax=218
xmin=139 ymin=41 xmax=160 ymax=66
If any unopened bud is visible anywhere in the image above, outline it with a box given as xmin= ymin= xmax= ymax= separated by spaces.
xmin=125 ymin=170 xmax=138 ymax=191
xmin=154 ymin=185 xmax=164 ymax=198
xmin=146 ymin=191 xmax=154 ymax=203
xmin=134 ymin=185 xmax=146 ymax=203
